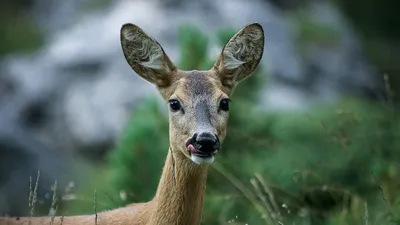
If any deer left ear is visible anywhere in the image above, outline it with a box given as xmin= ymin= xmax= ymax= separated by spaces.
xmin=120 ymin=23 xmax=176 ymax=88
xmin=214 ymin=23 xmax=264 ymax=88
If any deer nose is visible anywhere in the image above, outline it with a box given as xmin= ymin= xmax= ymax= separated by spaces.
xmin=193 ymin=132 xmax=220 ymax=153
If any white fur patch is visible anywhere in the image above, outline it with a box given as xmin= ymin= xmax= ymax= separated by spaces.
xmin=190 ymin=154 xmax=215 ymax=165
xmin=223 ymin=53 xmax=245 ymax=70
xmin=137 ymin=38 xmax=163 ymax=70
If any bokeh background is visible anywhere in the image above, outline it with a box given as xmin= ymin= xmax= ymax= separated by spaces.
xmin=0 ymin=0 xmax=399 ymax=224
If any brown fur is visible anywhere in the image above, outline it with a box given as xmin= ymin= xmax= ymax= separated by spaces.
xmin=0 ymin=22 xmax=264 ymax=225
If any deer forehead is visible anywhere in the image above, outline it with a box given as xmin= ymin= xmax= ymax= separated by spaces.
xmin=171 ymin=71 xmax=225 ymax=103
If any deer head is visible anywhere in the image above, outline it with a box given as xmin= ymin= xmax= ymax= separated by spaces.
xmin=120 ymin=23 xmax=264 ymax=165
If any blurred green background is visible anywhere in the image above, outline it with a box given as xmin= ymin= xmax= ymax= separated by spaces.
xmin=0 ymin=0 xmax=399 ymax=224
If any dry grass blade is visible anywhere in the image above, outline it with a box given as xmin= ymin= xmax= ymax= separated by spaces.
xmin=383 ymin=73 xmax=394 ymax=105
xmin=28 ymin=171 xmax=40 ymax=225
xmin=93 ymin=189 xmax=98 ymax=225
xmin=364 ymin=201 xmax=369 ymax=225
xmin=253 ymin=173 xmax=284 ymax=224
xmin=50 ymin=180 xmax=58 ymax=225
xmin=370 ymin=171 xmax=390 ymax=209
xmin=255 ymin=173 xmax=282 ymax=219
xmin=28 ymin=176 xmax=32 ymax=212
xmin=212 ymin=162 xmax=273 ymax=224
xmin=60 ymin=213 xmax=65 ymax=225
xmin=251 ymin=178 xmax=281 ymax=225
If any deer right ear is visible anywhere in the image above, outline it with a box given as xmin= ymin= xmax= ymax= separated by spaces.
xmin=213 ymin=23 xmax=264 ymax=89
xmin=120 ymin=24 xmax=176 ymax=87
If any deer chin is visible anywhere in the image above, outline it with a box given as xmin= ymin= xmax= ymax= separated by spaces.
xmin=187 ymin=144 xmax=216 ymax=165
xmin=190 ymin=153 xmax=215 ymax=165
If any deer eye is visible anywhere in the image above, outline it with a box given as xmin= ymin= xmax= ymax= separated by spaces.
xmin=219 ymin=98 xmax=231 ymax=111
xmin=168 ymin=99 xmax=181 ymax=112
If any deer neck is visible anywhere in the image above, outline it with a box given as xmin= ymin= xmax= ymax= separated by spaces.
xmin=148 ymin=147 xmax=209 ymax=225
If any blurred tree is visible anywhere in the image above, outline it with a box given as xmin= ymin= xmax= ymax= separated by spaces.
xmin=332 ymin=0 xmax=399 ymax=40
xmin=331 ymin=0 xmax=400 ymax=104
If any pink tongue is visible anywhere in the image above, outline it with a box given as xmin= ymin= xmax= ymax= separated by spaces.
xmin=187 ymin=144 xmax=197 ymax=153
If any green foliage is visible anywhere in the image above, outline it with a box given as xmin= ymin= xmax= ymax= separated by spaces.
xmin=83 ymin=0 xmax=112 ymax=12
xmin=108 ymin=98 xmax=169 ymax=204
xmin=290 ymin=9 xmax=342 ymax=49
xmin=330 ymin=0 xmax=399 ymax=41
xmin=177 ymin=25 xmax=210 ymax=70
xmin=328 ymin=0 xmax=400 ymax=104
xmin=68 ymin=24 xmax=400 ymax=225
xmin=0 ymin=1 xmax=44 ymax=56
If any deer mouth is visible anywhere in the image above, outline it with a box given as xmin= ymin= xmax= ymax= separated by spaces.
xmin=186 ymin=144 xmax=217 ymax=165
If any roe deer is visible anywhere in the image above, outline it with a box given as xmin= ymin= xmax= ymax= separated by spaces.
xmin=0 ymin=22 xmax=264 ymax=225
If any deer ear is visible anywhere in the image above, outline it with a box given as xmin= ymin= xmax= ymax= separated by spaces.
xmin=120 ymin=23 xmax=176 ymax=87
xmin=214 ymin=23 xmax=264 ymax=88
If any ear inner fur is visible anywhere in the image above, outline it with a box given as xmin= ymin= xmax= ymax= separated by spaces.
xmin=120 ymin=23 xmax=176 ymax=88
xmin=214 ymin=23 xmax=264 ymax=88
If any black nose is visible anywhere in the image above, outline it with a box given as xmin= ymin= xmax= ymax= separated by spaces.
xmin=193 ymin=132 xmax=219 ymax=153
